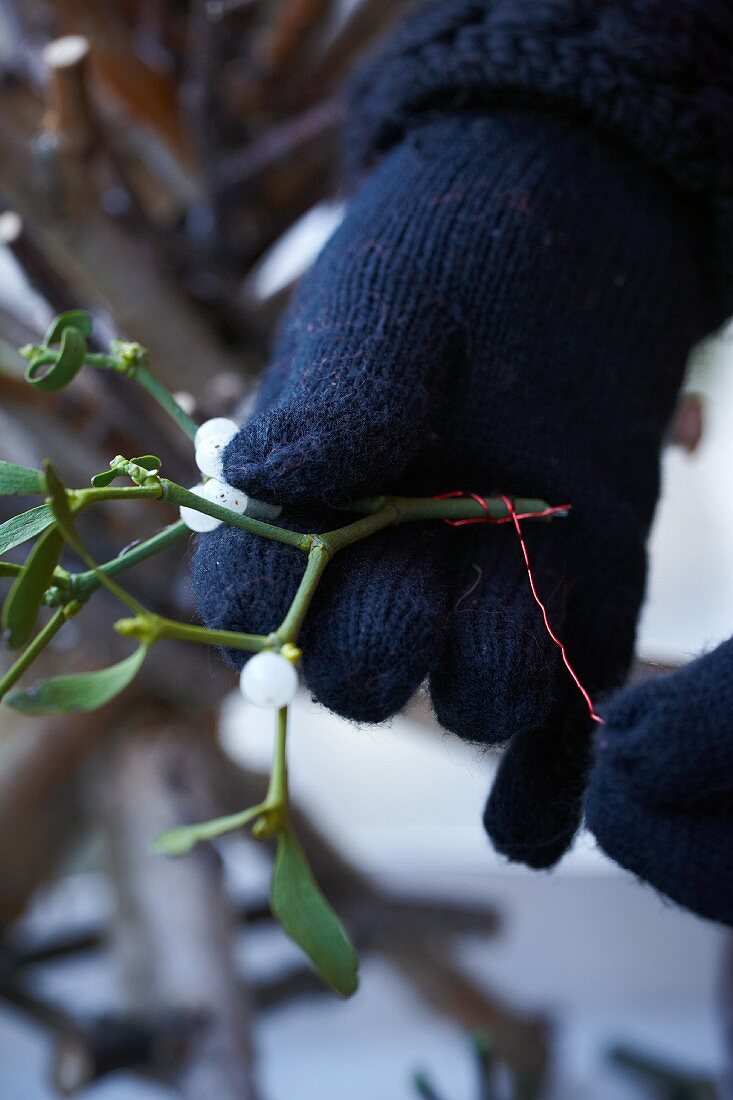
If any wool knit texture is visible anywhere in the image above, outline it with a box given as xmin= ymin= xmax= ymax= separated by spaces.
xmin=346 ymin=0 xmax=733 ymax=330
xmin=193 ymin=104 xmax=708 ymax=870
xmin=586 ymin=637 xmax=733 ymax=925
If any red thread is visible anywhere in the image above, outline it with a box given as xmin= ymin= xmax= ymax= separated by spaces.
xmin=436 ymin=491 xmax=602 ymax=725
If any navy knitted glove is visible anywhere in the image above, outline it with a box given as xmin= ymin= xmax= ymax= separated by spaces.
xmin=193 ymin=108 xmax=708 ymax=868
xmin=585 ymin=638 xmax=733 ymax=925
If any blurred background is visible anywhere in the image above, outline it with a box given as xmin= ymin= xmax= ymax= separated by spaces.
xmin=0 ymin=2 xmax=731 ymax=1098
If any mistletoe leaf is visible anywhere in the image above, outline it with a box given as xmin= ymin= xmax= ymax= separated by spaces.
xmin=0 ymin=461 xmax=45 ymax=496
xmin=152 ymin=805 xmax=264 ymax=857
xmin=43 ymin=310 xmax=92 ymax=346
xmin=1 ymin=526 xmax=63 ymax=648
xmin=26 ymin=327 xmax=86 ymax=392
xmin=43 ymin=462 xmax=81 ymax=549
xmin=0 ymin=505 xmax=54 ymax=556
xmin=271 ymin=825 xmax=359 ymax=998
xmin=131 ymin=455 xmax=162 ymax=471
xmin=6 ymin=645 xmax=148 ymax=714
xmin=90 ymin=469 xmax=119 ymax=488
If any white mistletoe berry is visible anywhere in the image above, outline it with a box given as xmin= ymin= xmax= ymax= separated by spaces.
xmin=240 ymin=651 xmax=299 ymax=708
xmin=179 ymin=484 xmax=221 ymax=532
xmin=194 ymin=417 xmax=238 ymax=449
xmin=202 ymin=478 xmax=247 ymax=514
xmin=195 ymin=436 xmax=228 ymax=480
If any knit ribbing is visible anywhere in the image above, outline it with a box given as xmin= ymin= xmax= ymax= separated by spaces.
xmin=345 ymin=0 xmax=733 ymax=328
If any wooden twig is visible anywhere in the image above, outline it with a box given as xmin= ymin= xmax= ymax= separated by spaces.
xmin=387 ymin=940 xmax=551 ymax=1094
xmin=243 ymin=136 xmax=338 ymax=267
xmin=0 ymin=977 xmax=82 ymax=1042
xmin=354 ymin=896 xmax=501 ymax=944
xmin=0 ymin=705 xmax=116 ymax=927
xmin=0 ymin=208 xmax=76 ymax=312
xmin=9 ymin=928 xmax=102 ymax=969
xmin=40 ymin=35 xmax=98 ymax=218
xmin=132 ymin=0 xmax=176 ymax=75
xmin=50 ymin=0 xmax=190 ymax=161
xmin=215 ymin=99 xmax=342 ymax=196
xmin=206 ymin=0 xmax=257 ymax=22
xmin=0 ymin=0 xmax=54 ymax=87
xmin=255 ymin=0 xmax=334 ymax=81
xmin=101 ymin=718 xmax=260 ymax=1100
xmin=0 ymin=945 xmax=205 ymax=1095
xmin=608 ymin=1045 xmax=718 ymax=1099
xmin=42 ymin=36 xmax=96 ymax=155
xmin=251 ymin=966 xmax=324 ymax=1011
xmin=52 ymin=1011 xmax=203 ymax=1097
xmin=302 ymin=0 xmax=403 ymax=101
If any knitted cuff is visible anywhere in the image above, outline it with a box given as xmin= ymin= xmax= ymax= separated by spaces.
xmin=345 ymin=0 xmax=733 ymax=329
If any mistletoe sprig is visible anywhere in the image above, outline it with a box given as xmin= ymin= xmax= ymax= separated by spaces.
xmin=1 ymin=311 xmax=566 ymax=998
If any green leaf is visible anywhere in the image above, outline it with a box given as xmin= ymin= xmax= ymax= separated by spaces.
xmin=43 ymin=462 xmax=80 ymax=547
xmin=152 ymin=804 xmax=265 ymax=857
xmin=0 ymin=505 xmax=54 ymax=556
xmin=0 ymin=461 xmax=45 ymax=496
xmin=90 ymin=469 xmax=119 ymax=488
xmin=6 ymin=645 xmax=147 ymax=715
xmin=26 ymin=326 xmax=86 ymax=392
xmin=43 ymin=310 xmax=92 ymax=346
xmin=2 ymin=526 xmax=62 ymax=648
xmin=131 ymin=455 xmax=162 ymax=471
xmin=271 ymin=825 xmax=359 ymax=998
xmin=0 ymin=562 xmax=23 ymax=578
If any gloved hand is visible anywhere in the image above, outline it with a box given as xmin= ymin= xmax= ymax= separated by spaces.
xmin=193 ymin=109 xmax=706 ymax=868
xmin=586 ymin=637 xmax=733 ymax=925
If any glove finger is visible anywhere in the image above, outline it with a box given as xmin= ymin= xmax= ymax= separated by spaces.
xmin=223 ymin=327 xmax=448 ymax=508
xmin=483 ymin=688 xmax=593 ymax=868
xmin=429 ymin=524 xmax=565 ymax=744
xmin=598 ymin=635 xmax=733 ymax=808
xmin=481 ymin=503 xmax=649 ymax=869
xmin=301 ymin=523 xmax=449 ymax=723
xmin=586 ymin=753 xmax=733 ymax=925
xmin=190 ymin=510 xmax=331 ymax=669
xmin=222 ymin=193 xmax=455 ymax=508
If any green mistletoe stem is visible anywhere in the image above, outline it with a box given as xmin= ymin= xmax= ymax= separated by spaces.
xmin=162 ymin=481 xmax=311 ymax=550
xmin=345 ymin=493 xmax=554 ymax=527
xmin=1 ymin=474 xmax=563 ymax=706
xmin=68 ymin=521 xmax=188 ymax=602
xmin=0 ymin=605 xmax=75 ymax=699
xmin=276 ymin=543 xmax=330 ymax=644
xmin=25 ymin=343 xmax=198 ymax=440
xmin=67 ymin=491 xmax=564 ymax=658
xmin=255 ymin=707 xmax=290 ymax=837
xmin=74 ymin=484 xmax=164 ymax=507
xmin=115 ymin=612 xmax=269 ymax=653
xmin=131 ymin=364 xmax=199 ymax=441
xmin=81 ymin=347 xmax=199 ymax=441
